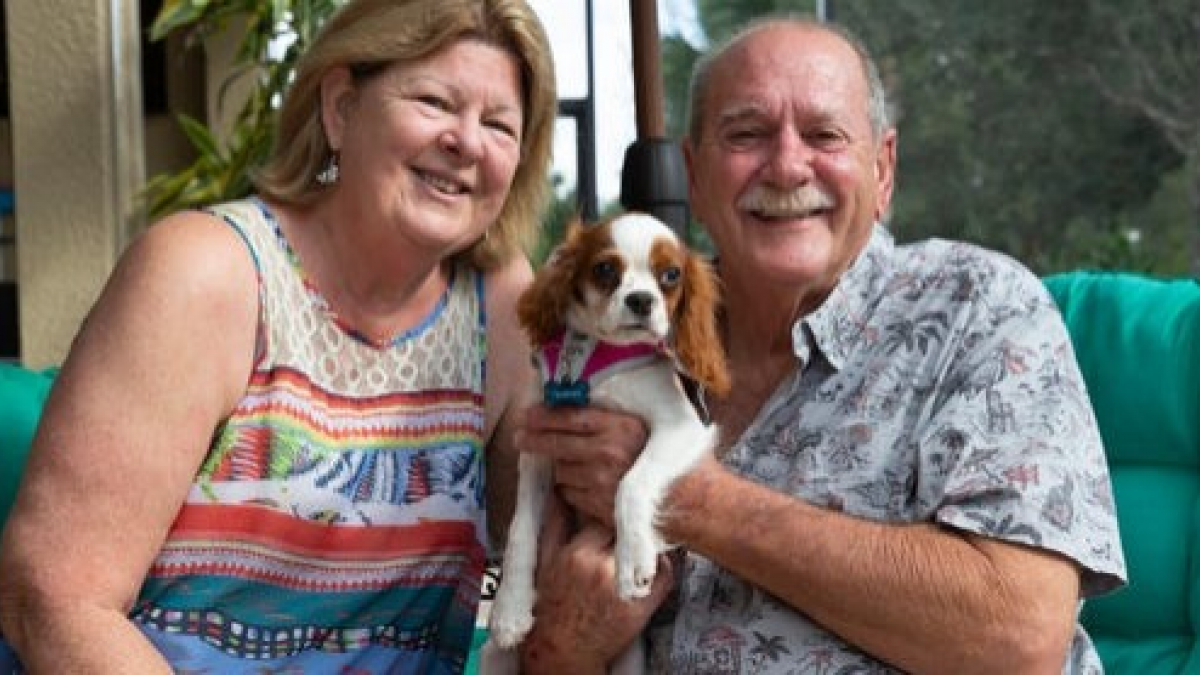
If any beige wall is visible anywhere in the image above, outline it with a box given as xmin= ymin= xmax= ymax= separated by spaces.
xmin=5 ymin=1 xmax=202 ymax=368
xmin=7 ymin=0 xmax=143 ymax=367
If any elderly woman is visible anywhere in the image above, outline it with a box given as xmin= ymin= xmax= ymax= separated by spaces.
xmin=0 ymin=0 xmax=555 ymax=672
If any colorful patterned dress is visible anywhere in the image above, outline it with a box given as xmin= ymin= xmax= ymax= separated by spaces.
xmin=129 ymin=198 xmax=489 ymax=673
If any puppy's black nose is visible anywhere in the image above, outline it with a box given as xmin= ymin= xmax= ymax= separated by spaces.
xmin=625 ymin=291 xmax=655 ymax=317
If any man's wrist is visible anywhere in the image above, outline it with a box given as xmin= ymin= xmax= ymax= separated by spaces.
xmin=661 ymin=454 xmax=721 ymax=545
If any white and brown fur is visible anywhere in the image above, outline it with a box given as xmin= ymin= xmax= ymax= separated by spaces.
xmin=484 ymin=212 xmax=729 ymax=672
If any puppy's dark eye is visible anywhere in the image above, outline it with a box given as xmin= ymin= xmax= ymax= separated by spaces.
xmin=659 ymin=266 xmax=682 ymax=288
xmin=592 ymin=261 xmax=619 ymax=286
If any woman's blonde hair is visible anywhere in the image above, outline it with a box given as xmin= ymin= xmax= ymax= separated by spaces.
xmin=255 ymin=0 xmax=557 ymax=269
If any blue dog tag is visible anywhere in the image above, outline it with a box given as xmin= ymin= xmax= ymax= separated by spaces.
xmin=544 ymin=378 xmax=589 ymax=407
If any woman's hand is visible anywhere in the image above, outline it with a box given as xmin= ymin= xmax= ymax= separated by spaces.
xmin=516 ymin=405 xmax=648 ymax=527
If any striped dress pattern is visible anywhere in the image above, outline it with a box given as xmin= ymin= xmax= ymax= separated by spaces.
xmin=130 ymin=198 xmax=489 ymax=674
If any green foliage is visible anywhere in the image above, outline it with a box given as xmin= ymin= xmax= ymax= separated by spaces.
xmin=838 ymin=0 xmax=1187 ymax=275
xmin=534 ymin=176 xmax=581 ymax=264
xmin=660 ymin=36 xmax=700 ymax=139
xmin=142 ymin=0 xmax=344 ymax=221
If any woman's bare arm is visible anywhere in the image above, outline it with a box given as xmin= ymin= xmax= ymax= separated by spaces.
xmin=0 ymin=212 xmax=259 ymax=672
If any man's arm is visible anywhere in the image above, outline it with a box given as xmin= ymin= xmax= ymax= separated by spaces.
xmin=517 ymin=399 xmax=1082 ymax=674
xmin=663 ymin=454 xmax=1081 ymax=675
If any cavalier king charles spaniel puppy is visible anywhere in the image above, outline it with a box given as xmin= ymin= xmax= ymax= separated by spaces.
xmin=484 ymin=212 xmax=730 ymax=672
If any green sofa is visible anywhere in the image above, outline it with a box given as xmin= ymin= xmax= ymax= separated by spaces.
xmin=2 ymin=271 xmax=1197 ymax=672
xmin=0 ymin=363 xmax=55 ymax=527
xmin=1046 ymin=271 xmax=1200 ymax=673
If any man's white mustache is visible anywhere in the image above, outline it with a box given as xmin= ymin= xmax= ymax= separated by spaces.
xmin=738 ymin=186 xmax=835 ymax=216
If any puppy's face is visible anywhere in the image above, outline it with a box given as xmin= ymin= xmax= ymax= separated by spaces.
xmin=518 ymin=212 xmax=730 ymax=395
xmin=566 ymin=213 xmax=686 ymax=346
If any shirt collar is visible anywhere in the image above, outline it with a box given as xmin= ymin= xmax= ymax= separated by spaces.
xmin=792 ymin=224 xmax=895 ymax=370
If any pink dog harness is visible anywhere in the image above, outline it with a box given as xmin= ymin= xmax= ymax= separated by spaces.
xmin=535 ymin=328 xmax=663 ymax=407
xmin=534 ymin=328 xmax=712 ymax=423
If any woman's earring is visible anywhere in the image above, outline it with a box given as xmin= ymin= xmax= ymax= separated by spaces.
xmin=316 ymin=151 xmax=340 ymax=186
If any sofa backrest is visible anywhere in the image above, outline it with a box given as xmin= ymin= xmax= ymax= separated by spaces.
xmin=1044 ymin=271 xmax=1200 ymax=673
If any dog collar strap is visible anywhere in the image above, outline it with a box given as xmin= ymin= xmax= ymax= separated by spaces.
xmin=536 ymin=329 xmax=661 ymax=407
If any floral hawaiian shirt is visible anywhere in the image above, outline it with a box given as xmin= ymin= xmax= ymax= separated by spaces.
xmin=647 ymin=225 xmax=1126 ymax=674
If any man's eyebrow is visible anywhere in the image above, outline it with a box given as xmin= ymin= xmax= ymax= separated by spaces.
xmin=715 ymin=102 xmax=768 ymax=127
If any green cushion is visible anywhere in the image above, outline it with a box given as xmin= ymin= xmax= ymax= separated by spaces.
xmin=1044 ymin=271 xmax=1200 ymax=674
xmin=1044 ymin=272 xmax=1200 ymax=465
xmin=1084 ymin=469 xmax=1195 ymax=636
xmin=1092 ymin=636 xmax=1198 ymax=673
xmin=464 ymin=626 xmax=488 ymax=674
xmin=0 ymin=363 xmax=56 ymax=526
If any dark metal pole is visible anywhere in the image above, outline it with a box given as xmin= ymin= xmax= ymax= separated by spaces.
xmin=579 ymin=0 xmax=598 ymax=220
xmin=620 ymin=0 xmax=690 ymax=235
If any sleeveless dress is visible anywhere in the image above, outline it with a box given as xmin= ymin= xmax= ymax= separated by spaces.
xmin=127 ymin=198 xmax=489 ymax=673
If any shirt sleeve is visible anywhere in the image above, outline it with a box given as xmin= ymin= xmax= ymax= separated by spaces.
xmin=917 ymin=260 xmax=1126 ymax=597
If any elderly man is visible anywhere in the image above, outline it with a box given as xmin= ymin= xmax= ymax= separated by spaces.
xmin=517 ymin=15 xmax=1125 ymax=674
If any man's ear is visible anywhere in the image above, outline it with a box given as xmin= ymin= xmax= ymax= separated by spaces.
xmin=874 ymin=128 xmax=898 ymax=222
xmin=319 ymin=66 xmax=357 ymax=151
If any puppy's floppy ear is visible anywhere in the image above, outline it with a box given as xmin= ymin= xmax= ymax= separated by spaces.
xmin=517 ymin=219 xmax=586 ymax=346
xmin=672 ymin=252 xmax=730 ymax=397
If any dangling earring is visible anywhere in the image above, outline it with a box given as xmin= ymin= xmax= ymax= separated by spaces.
xmin=316 ymin=151 xmax=340 ymax=186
